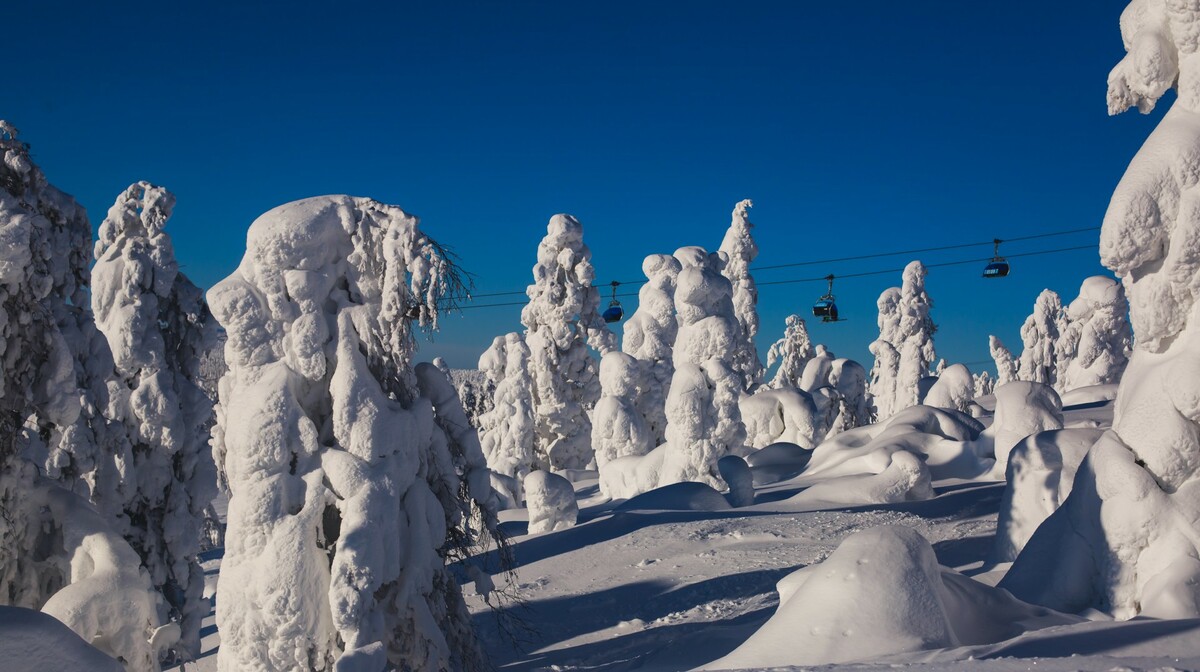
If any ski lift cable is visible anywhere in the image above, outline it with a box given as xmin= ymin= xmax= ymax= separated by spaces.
xmin=456 ymin=226 xmax=1100 ymax=300
xmin=452 ymin=244 xmax=1096 ymax=311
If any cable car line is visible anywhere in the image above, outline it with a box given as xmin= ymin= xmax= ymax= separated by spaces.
xmin=452 ymin=225 xmax=1100 ymax=302
xmin=450 ymin=244 xmax=1096 ymax=312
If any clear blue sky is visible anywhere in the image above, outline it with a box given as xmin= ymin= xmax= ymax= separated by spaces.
xmin=8 ymin=0 xmax=1161 ymax=370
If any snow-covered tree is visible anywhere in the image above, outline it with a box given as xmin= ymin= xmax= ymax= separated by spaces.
xmin=974 ymin=371 xmax=996 ymax=397
xmin=895 ymin=261 xmax=937 ymax=411
xmin=592 ymin=352 xmax=654 ymax=471
xmin=828 ymin=358 xmax=871 ymax=435
xmin=661 ymin=246 xmax=746 ymax=488
xmin=1058 ymin=276 xmax=1132 ymax=390
xmin=0 ymin=122 xmax=172 ymax=668
xmin=208 ymin=195 xmax=497 ymax=670
xmin=478 ymin=333 xmax=536 ymax=479
xmin=923 ymin=363 xmax=975 ymax=415
xmin=91 ymin=181 xmax=218 ymax=659
xmin=1002 ymin=2 xmax=1200 ymax=619
xmin=1016 ymin=289 xmax=1063 ymax=387
xmin=719 ymin=199 xmax=764 ymax=390
xmin=766 ymin=314 xmax=813 ymax=389
xmin=521 ymin=214 xmax=613 ymax=470
xmin=621 ymin=253 xmax=682 ymax=446
xmin=989 ymin=335 xmax=1018 ymax=385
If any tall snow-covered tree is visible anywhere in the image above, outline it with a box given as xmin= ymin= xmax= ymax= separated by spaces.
xmin=521 ymin=214 xmax=612 ymax=470
xmin=868 ymin=286 xmax=902 ymax=419
xmin=592 ymin=351 xmax=654 ymax=471
xmin=621 ymin=253 xmax=682 ymax=447
xmin=661 ymin=246 xmax=746 ymax=488
xmin=1058 ymin=276 xmax=1132 ymax=391
xmin=91 ymin=182 xmax=218 ymax=659
xmin=719 ymin=199 xmax=764 ymax=390
xmin=895 ymin=261 xmax=937 ymax=411
xmin=208 ymin=196 xmax=498 ymax=671
xmin=990 ymin=335 xmax=1019 ymax=385
xmin=0 ymin=122 xmax=172 ymax=669
xmin=766 ymin=314 xmax=813 ymax=389
xmin=478 ymin=333 xmax=536 ymax=479
xmin=1002 ymin=1 xmax=1200 ymax=619
xmin=1016 ymin=289 xmax=1064 ymax=386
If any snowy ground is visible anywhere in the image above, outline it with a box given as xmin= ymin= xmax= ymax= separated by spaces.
xmin=178 ymin=396 xmax=1200 ymax=671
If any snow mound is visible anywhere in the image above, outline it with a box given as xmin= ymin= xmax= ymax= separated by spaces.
xmin=925 ymin=363 xmax=976 ymax=415
xmin=0 ymin=606 xmax=123 ymax=672
xmin=988 ymin=381 xmax=1064 ymax=476
xmin=1060 ymin=383 xmax=1119 ymax=408
xmin=614 ymin=481 xmax=733 ymax=512
xmin=744 ymin=441 xmax=812 ymax=486
xmin=993 ymin=428 xmax=1104 ymax=562
xmin=739 ymin=387 xmax=822 ymax=449
xmin=599 ymin=444 xmax=668 ymax=501
xmin=525 ymin=471 xmax=578 ymax=534
xmin=805 ymin=405 xmax=991 ymax=482
xmin=717 ymin=455 xmax=753 ymax=507
xmin=787 ymin=450 xmax=934 ymax=507
xmin=703 ymin=525 xmax=1077 ymax=669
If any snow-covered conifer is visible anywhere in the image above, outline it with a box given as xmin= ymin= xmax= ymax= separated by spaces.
xmin=869 ymin=287 xmax=902 ymax=419
xmin=621 ymin=253 xmax=682 ymax=446
xmin=719 ymin=199 xmax=764 ymax=390
xmin=524 ymin=470 xmax=578 ymax=534
xmin=521 ymin=214 xmax=612 ymax=470
xmin=1003 ymin=3 xmax=1200 ymax=618
xmin=592 ymin=352 xmax=654 ymax=472
xmin=923 ymin=363 xmax=975 ymax=415
xmin=974 ymin=370 xmax=996 ymax=397
xmin=766 ymin=314 xmax=813 ymax=389
xmin=990 ymin=335 xmax=1018 ymax=385
xmin=91 ymin=182 xmax=218 ymax=659
xmin=209 ymin=195 xmax=494 ymax=670
xmin=478 ymin=333 xmax=536 ymax=479
xmin=894 ymin=261 xmax=937 ymax=411
xmin=661 ymin=247 xmax=746 ymax=488
xmin=1016 ymin=289 xmax=1063 ymax=387
xmin=1058 ymin=276 xmax=1132 ymax=390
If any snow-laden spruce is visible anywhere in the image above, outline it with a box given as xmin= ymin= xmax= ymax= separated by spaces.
xmin=766 ymin=314 xmax=813 ymax=389
xmin=718 ymin=199 xmax=763 ymax=391
xmin=592 ymin=352 xmax=654 ymax=477
xmin=869 ymin=262 xmax=936 ymax=420
xmin=0 ymin=122 xmax=175 ymax=669
xmin=521 ymin=214 xmax=613 ymax=470
xmin=1003 ymin=1 xmax=1200 ymax=619
xmin=621 ymin=253 xmax=682 ymax=447
xmin=661 ymin=246 xmax=747 ymax=489
xmin=478 ymin=333 xmax=536 ymax=480
xmin=989 ymin=335 xmax=1019 ymax=385
xmin=91 ymin=182 xmax=218 ymax=660
xmin=209 ymin=196 xmax=499 ymax=671
xmin=1016 ymin=289 xmax=1064 ymax=388
xmin=1057 ymin=276 xmax=1132 ymax=391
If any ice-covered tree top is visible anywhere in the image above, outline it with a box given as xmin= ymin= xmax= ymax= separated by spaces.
xmin=521 ymin=213 xmax=612 ymax=352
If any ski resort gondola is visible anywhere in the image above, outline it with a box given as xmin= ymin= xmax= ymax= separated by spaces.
xmin=983 ymin=238 xmax=1010 ymax=278
xmin=812 ymin=274 xmax=840 ymax=322
xmin=602 ymin=280 xmax=624 ymax=323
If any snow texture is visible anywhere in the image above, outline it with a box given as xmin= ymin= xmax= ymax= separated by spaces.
xmin=0 ymin=605 xmax=124 ymax=672
xmin=704 ymin=525 xmax=1075 ymax=669
xmin=1017 ymin=289 xmax=1064 ymax=388
xmin=524 ymin=470 xmax=578 ymax=534
xmin=718 ymin=199 xmax=763 ymax=391
xmin=593 ymin=352 xmax=654 ymax=491
xmin=990 ymin=335 xmax=1019 ymax=386
xmin=739 ymin=387 xmax=823 ymax=450
xmin=766 ymin=314 xmax=812 ymax=389
xmin=661 ymin=246 xmax=746 ymax=490
xmin=1058 ymin=276 xmax=1132 ymax=391
xmin=1005 ymin=0 xmax=1200 ymax=619
xmin=787 ymin=450 xmax=934 ymax=507
xmin=988 ymin=382 xmax=1064 ymax=479
xmin=925 ymin=363 xmax=977 ymax=415
xmin=870 ymin=263 xmax=936 ymax=420
xmin=621 ymin=253 xmax=682 ymax=448
xmin=208 ymin=195 xmax=493 ymax=671
xmin=91 ymin=181 xmax=218 ymax=659
xmin=521 ymin=214 xmax=613 ymax=471
xmin=717 ymin=455 xmax=754 ymax=507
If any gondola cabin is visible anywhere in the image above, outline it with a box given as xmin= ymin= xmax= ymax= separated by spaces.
xmin=812 ymin=299 xmax=837 ymax=321
xmin=603 ymin=303 xmax=624 ymax=323
xmin=982 ymin=260 xmax=1010 ymax=278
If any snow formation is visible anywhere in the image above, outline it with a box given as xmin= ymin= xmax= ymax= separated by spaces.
xmin=988 ymin=381 xmax=1064 ymax=476
xmin=621 ymin=253 xmax=681 ymax=446
xmin=478 ymin=333 xmax=536 ymax=480
xmin=208 ymin=195 xmax=497 ymax=670
xmin=1004 ymin=0 xmax=1200 ymax=619
xmin=524 ymin=470 xmax=578 ymax=534
xmin=592 ymin=352 xmax=654 ymax=480
xmin=990 ymin=335 xmax=1019 ymax=385
xmin=1058 ymin=276 xmax=1132 ymax=390
xmin=765 ymin=314 xmax=812 ymax=389
xmin=869 ymin=262 xmax=936 ymax=420
xmin=718 ymin=199 xmax=763 ymax=391
xmin=1017 ymin=289 xmax=1064 ymax=388
xmin=521 ymin=214 xmax=613 ymax=471
xmin=924 ymin=363 xmax=977 ymax=415
xmin=91 ymin=181 xmax=218 ymax=659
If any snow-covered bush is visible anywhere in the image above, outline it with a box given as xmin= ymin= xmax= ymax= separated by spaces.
xmin=91 ymin=181 xmax=218 ymax=658
xmin=208 ymin=195 xmax=496 ymax=670
xmin=478 ymin=333 xmax=536 ymax=480
xmin=1016 ymin=289 xmax=1064 ymax=387
xmin=924 ymin=363 xmax=976 ymax=415
xmin=1003 ymin=2 xmax=1200 ymax=618
xmin=987 ymin=381 xmax=1063 ymax=477
xmin=521 ymin=214 xmax=613 ymax=470
xmin=718 ymin=199 xmax=763 ymax=390
xmin=989 ymin=335 xmax=1018 ymax=385
xmin=661 ymin=247 xmax=746 ymax=489
xmin=704 ymin=525 xmax=1075 ymax=669
xmin=524 ymin=470 xmax=577 ymax=534
xmin=1058 ymin=276 xmax=1132 ymax=391
xmin=766 ymin=314 xmax=812 ymax=389
xmin=993 ymin=428 xmax=1104 ymax=562
xmin=621 ymin=253 xmax=682 ymax=447
xmin=592 ymin=351 xmax=654 ymax=474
